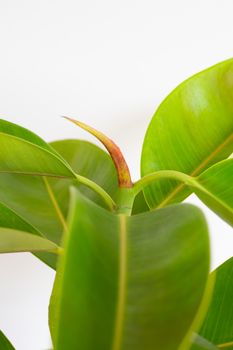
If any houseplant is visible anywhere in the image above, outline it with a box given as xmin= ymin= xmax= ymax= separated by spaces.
xmin=0 ymin=58 xmax=232 ymax=349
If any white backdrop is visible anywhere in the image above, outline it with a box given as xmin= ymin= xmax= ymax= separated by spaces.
xmin=0 ymin=0 xmax=232 ymax=349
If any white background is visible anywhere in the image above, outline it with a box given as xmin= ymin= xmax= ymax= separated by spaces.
xmin=0 ymin=0 xmax=232 ymax=349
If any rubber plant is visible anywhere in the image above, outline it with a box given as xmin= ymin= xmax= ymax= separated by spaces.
xmin=0 ymin=58 xmax=232 ymax=350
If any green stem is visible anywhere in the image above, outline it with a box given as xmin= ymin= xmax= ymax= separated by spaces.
xmin=133 ymin=170 xmax=195 ymax=197
xmin=115 ymin=188 xmax=135 ymax=215
xmin=75 ymin=174 xmax=117 ymax=212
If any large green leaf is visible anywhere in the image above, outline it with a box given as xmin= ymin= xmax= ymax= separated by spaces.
xmin=135 ymin=158 xmax=233 ymax=226
xmin=190 ymin=335 xmax=218 ymax=350
xmin=200 ymin=257 xmax=233 ymax=349
xmin=49 ymin=189 xmax=210 ymax=350
xmin=141 ymin=59 xmax=233 ymax=209
xmin=49 ymin=139 xmax=119 ymax=213
xmin=0 ymin=119 xmax=75 ymax=178
xmin=131 ymin=191 xmax=149 ymax=215
xmin=0 ymin=228 xmax=58 ymax=253
xmin=0 ymin=201 xmax=57 ymax=267
xmin=0 ymin=201 xmax=39 ymax=234
xmin=0 ymin=174 xmax=67 ymax=245
xmin=0 ymin=330 xmax=15 ymax=350
xmin=0 ymin=138 xmax=118 ymax=268
xmin=194 ymin=159 xmax=233 ymax=226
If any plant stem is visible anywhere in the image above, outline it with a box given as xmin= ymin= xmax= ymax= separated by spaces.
xmin=115 ymin=188 xmax=135 ymax=215
xmin=133 ymin=170 xmax=195 ymax=196
xmin=75 ymin=174 xmax=117 ymax=212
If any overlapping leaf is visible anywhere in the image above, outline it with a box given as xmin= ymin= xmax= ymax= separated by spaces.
xmin=0 ymin=228 xmax=58 ymax=253
xmin=0 ymin=119 xmax=74 ymax=178
xmin=0 ymin=122 xmax=118 ymax=268
xmin=48 ymin=139 xmax=118 ymax=213
xmin=193 ymin=159 xmax=233 ymax=226
xmin=135 ymin=158 xmax=233 ymax=226
xmin=49 ymin=189 xmax=210 ymax=350
xmin=0 ymin=201 xmax=58 ymax=266
xmin=141 ymin=58 xmax=233 ymax=209
xmin=199 ymin=257 xmax=233 ymax=349
xmin=0 ymin=330 xmax=15 ymax=350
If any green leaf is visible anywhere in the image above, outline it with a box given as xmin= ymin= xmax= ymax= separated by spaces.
xmin=0 ymin=139 xmax=118 ymax=268
xmin=0 ymin=201 xmax=57 ymax=267
xmin=141 ymin=59 xmax=233 ymax=209
xmin=49 ymin=189 xmax=210 ymax=350
xmin=135 ymin=158 xmax=233 ymax=226
xmin=200 ymin=257 xmax=233 ymax=349
xmin=0 ymin=119 xmax=75 ymax=178
xmin=190 ymin=334 xmax=218 ymax=350
xmin=194 ymin=159 xmax=233 ymax=226
xmin=0 ymin=201 xmax=39 ymax=234
xmin=0 ymin=228 xmax=58 ymax=253
xmin=131 ymin=191 xmax=149 ymax=215
xmin=0 ymin=330 xmax=15 ymax=350
xmin=49 ymin=139 xmax=119 ymax=212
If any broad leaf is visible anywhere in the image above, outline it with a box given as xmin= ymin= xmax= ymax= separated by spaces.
xmin=0 ymin=202 xmax=57 ymax=266
xmin=49 ymin=139 xmax=118 ymax=212
xmin=193 ymin=159 xmax=233 ymax=226
xmin=141 ymin=59 xmax=233 ymax=209
xmin=0 ymin=174 xmax=65 ymax=244
xmin=0 ymin=139 xmax=118 ymax=269
xmin=136 ymin=158 xmax=233 ymax=226
xmin=49 ymin=189 xmax=210 ymax=350
xmin=131 ymin=191 xmax=149 ymax=214
xmin=190 ymin=334 xmax=218 ymax=350
xmin=0 ymin=119 xmax=74 ymax=178
xmin=200 ymin=257 xmax=233 ymax=349
xmin=0 ymin=201 xmax=39 ymax=234
xmin=0 ymin=228 xmax=58 ymax=253
xmin=0 ymin=330 xmax=15 ymax=350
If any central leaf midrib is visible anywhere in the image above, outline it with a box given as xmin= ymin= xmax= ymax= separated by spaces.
xmin=112 ymin=214 xmax=127 ymax=350
xmin=43 ymin=176 xmax=68 ymax=231
xmin=157 ymin=132 xmax=233 ymax=208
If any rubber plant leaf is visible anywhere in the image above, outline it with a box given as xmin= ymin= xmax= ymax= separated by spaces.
xmin=141 ymin=58 xmax=233 ymax=209
xmin=0 ymin=228 xmax=58 ymax=253
xmin=49 ymin=189 xmax=210 ymax=350
xmin=0 ymin=119 xmax=75 ymax=178
xmin=193 ymin=158 xmax=233 ymax=226
xmin=0 ymin=330 xmax=15 ymax=350
xmin=0 ymin=138 xmax=118 ymax=268
xmin=136 ymin=158 xmax=233 ymax=226
xmin=199 ymin=257 xmax=233 ymax=349
xmin=0 ymin=201 xmax=57 ymax=267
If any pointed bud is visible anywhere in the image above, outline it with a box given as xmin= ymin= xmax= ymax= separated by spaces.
xmin=63 ymin=117 xmax=133 ymax=188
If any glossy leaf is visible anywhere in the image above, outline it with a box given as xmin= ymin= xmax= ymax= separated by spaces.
xmin=0 ymin=228 xmax=58 ymax=253
xmin=0 ymin=201 xmax=57 ymax=267
xmin=49 ymin=139 xmax=119 ymax=212
xmin=194 ymin=159 xmax=233 ymax=226
xmin=0 ymin=201 xmax=39 ymax=234
xmin=0 ymin=174 xmax=67 ymax=244
xmin=200 ymin=257 xmax=233 ymax=349
xmin=131 ymin=191 xmax=149 ymax=214
xmin=49 ymin=189 xmax=210 ymax=350
xmin=0 ymin=119 xmax=75 ymax=178
xmin=0 ymin=139 xmax=118 ymax=268
xmin=190 ymin=334 xmax=218 ymax=350
xmin=135 ymin=158 xmax=233 ymax=226
xmin=0 ymin=330 xmax=15 ymax=350
xmin=141 ymin=59 xmax=233 ymax=209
